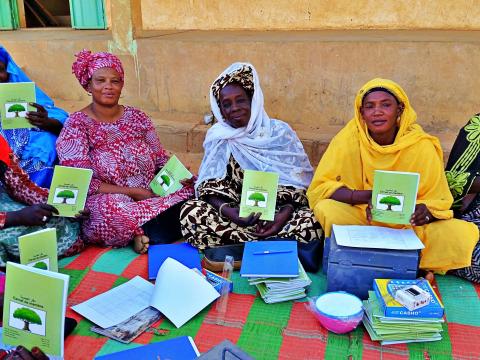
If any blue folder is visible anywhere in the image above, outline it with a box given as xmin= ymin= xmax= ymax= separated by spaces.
xmin=240 ymin=241 xmax=298 ymax=278
xmin=95 ymin=336 xmax=199 ymax=359
xmin=148 ymin=243 xmax=201 ymax=280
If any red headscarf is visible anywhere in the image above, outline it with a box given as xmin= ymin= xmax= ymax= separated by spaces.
xmin=71 ymin=49 xmax=124 ymax=91
xmin=0 ymin=135 xmax=11 ymax=166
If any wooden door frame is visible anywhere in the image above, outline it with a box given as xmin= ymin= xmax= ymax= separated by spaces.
xmin=16 ymin=0 xmax=26 ymax=28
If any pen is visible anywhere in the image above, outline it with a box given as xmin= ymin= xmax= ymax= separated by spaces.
xmin=253 ymin=250 xmax=292 ymax=255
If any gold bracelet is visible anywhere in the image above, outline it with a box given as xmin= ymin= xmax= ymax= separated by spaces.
xmin=219 ymin=202 xmax=232 ymax=218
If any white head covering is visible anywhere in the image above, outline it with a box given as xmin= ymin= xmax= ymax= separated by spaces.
xmin=196 ymin=62 xmax=313 ymax=192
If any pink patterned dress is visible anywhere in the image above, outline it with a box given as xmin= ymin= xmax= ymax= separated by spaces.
xmin=56 ymin=106 xmax=194 ymax=247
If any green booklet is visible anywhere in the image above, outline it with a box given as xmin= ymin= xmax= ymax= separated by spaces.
xmin=371 ymin=170 xmax=420 ymax=225
xmin=47 ymin=165 xmax=93 ymax=217
xmin=239 ymin=170 xmax=279 ymax=221
xmin=18 ymin=228 xmax=58 ymax=272
xmin=0 ymin=82 xmax=36 ymax=129
xmin=2 ymin=262 xmax=69 ymax=358
xmin=149 ymin=155 xmax=192 ymax=196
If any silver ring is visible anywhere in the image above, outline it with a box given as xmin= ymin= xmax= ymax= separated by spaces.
xmin=42 ymin=215 xmax=48 ymax=222
xmin=425 ymin=215 xmax=430 ymax=222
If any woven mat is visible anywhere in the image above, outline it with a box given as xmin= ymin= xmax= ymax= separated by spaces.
xmin=59 ymin=246 xmax=480 ymax=360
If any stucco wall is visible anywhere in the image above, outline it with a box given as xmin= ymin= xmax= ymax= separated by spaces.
xmin=140 ymin=0 xmax=480 ymax=31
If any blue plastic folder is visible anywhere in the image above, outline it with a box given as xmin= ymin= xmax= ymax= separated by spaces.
xmin=240 ymin=241 xmax=298 ymax=278
xmin=94 ymin=336 xmax=199 ymax=359
xmin=148 ymin=243 xmax=201 ymax=280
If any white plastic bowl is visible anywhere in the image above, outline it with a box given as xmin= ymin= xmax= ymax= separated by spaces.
xmin=313 ymin=291 xmax=364 ymax=334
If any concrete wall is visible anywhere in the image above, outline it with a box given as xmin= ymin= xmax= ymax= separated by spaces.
xmin=133 ymin=31 xmax=480 ymax=136
xmin=140 ymin=0 xmax=480 ymax=31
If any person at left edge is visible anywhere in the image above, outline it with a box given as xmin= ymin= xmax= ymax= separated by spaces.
xmin=0 ymin=134 xmax=85 ymax=266
xmin=0 ymin=45 xmax=68 ymax=188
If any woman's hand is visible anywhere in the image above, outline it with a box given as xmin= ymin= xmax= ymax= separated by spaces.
xmin=26 ymin=103 xmax=63 ymax=135
xmin=222 ymin=205 xmax=261 ymax=227
xmin=2 ymin=345 xmax=49 ymax=360
xmin=180 ymin=176 xmax=196 ymax=189
xmin=410 ymin=204 xmax=434 ymax=226
xmin=5 ymin=204 xmax=58 ymax=228
xmin=128 ymin=187 xmax=156 ymax=201
xmin=74 ymin=209 xmax=90 ymax=222
xmin=251 ymin=205 xmax=294 ymax=238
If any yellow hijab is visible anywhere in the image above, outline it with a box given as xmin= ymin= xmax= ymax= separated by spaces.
xmin=307 ymin=78 xmax=453 ymax=220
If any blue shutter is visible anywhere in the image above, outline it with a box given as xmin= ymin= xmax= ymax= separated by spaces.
xmin=0 ymin=0 xmax=19 ymax=30
xmin=69 ymin=0 xmax=106 ymax=29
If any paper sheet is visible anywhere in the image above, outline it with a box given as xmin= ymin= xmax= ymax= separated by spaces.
xmin=71 ymin=276 xmax=154 ymax=328
xmin=332 ymin=225 xmax=425 ymax=250
xmin=151 ymin=258 xmax=220 ymax=328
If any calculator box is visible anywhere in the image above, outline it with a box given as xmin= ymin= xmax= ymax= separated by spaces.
xmin=205 ymin=270 xmax=233 ymax=294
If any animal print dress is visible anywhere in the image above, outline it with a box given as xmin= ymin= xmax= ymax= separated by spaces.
xmin=180 ymin=156 xmax=322 ymax=249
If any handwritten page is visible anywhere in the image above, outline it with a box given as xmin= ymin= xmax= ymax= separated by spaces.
xmin=151 ymin=258 xmax=220 ymax=328
xmin=71 ymin=276 xmax=154 ymax=328
xmin=332 ymin=225 xmax=425 ymax=250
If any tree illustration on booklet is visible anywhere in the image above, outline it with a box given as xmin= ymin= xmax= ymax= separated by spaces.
xmin=158 ymin=174 xmax=171 ymax=187
xmin=33 ymin=261 xmax=48 ymax=270
xmin=379 ymin=195 xmax=401 ymax=210
xmin=249 ymin=192 xmax=265 ymax=207
xmin=13 ymin=307 xmax=42 ymax=332
xmin=7 ymin=104 xmax=26 ymax=117
xmin=56 ymin=189 xmax=75 ymax=204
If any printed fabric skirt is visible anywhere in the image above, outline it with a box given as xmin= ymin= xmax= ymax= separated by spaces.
xmin=179 ymin=199 xmax=323 ymax=250
xmin=0 ymin=192 xmax=84 ymax=266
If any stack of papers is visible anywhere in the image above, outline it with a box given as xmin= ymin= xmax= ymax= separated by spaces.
xmin=73 ymin=258 xmax=219 ymax=340
xmin=363 ymin=278 xmax=445 ymax=345
xmin=249 ymin=261 xmax=311 ymax=303
xmin=240 ymin=241 xmax=311 ymax=303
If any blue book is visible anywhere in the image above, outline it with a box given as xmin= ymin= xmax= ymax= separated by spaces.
xmin=240 ymin=241 xmax=298 ymax=278
xmin=373 ymin=279 xmax=444 ymax=319
xmin=95 ymin=336 xmax=199 ymax=359
xmin=148 ymin=243 xmax=201 ymax=280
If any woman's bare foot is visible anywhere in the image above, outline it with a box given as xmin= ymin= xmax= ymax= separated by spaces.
xmin=133 ymin=235 xmax=149 ymax=254
xmin=419 ymin=269 xmax=435 ymax=284
xmin=424 ymin=271 xmax=435 ymax=284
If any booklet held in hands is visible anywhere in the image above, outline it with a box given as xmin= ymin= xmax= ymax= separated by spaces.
xmin=371 ymin=170 xmax=420 ymax=225
xmin=0 ymin=82 xmax=35 ymax=129
xmin=150 ymin=155 xmax=192 ymax=196
xmin=47 ymin=165 xmax=92 ymax=217
xmin=240 ymin=170 xmax=279 ymax=221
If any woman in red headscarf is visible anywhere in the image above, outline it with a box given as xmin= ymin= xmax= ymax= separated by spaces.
xmin=0 ymin=135 xmax=84 ymax=265
xmin=57 ymin=50 xmax=194 ymax=253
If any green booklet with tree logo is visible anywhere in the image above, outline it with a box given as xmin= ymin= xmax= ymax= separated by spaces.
xmin=47 ymin=165 xmax=93 ymax=217
xmin=149 ymin=155 xmax=192 ymax=196
xmin=18 ymin=228 xmax=58 ymax=272
xmin=371 ymin=170 xmax=420 ymax=225
xmin=239 ymin=170 xmax=279 ymax=221
xmin=0 ymin=82 xmax=36 ymax=129
xmin=2 ymin=262 xmax=69 ymax=358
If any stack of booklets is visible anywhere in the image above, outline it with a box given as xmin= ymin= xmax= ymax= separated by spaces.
xmin=363 ymin=279 xmax=445 ymax=345
xmin=240 ymin=241 xmax=311 ymax=303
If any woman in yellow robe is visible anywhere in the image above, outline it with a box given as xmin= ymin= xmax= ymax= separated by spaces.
xmin=307 ymin=78 xmax=478 ymax=275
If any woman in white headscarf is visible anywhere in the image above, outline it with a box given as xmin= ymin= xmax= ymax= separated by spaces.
xmin=180 ymin=63 xmax=322 ymax=249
